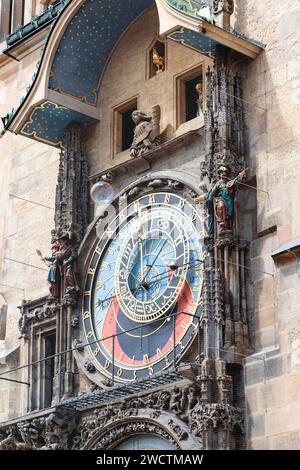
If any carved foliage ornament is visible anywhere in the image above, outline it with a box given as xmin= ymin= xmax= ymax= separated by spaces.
xmin=0 ymin=410 xmax=76 ymax=450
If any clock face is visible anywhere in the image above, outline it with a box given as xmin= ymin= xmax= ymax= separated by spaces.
xmin=82 ymin=191 xmax=206 ymax=383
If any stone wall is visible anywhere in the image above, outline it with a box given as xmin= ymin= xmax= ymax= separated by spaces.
xmin=0 ymin=36 xmax=60 ymax=421
xmin=232 ymin=0 xmax=300 ymax=449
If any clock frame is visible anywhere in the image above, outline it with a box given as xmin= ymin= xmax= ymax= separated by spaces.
xmin=80 ymin=182 xmax=207 ymax=384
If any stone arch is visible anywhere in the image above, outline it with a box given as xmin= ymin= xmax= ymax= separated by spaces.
xmin=81 ymin=410 xmax=202 ymax=450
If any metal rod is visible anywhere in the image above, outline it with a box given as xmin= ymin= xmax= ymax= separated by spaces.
xmin=112 ymin=335 xmax=115 ymax=386
xmin=225 ymin=92 xmax=267 ymax=112
xmin=0 ymin=377 xmax=30 ymax=386
xmin=173 ymin=312 xmax=176 ymax=369
xmin=9 ymin=193 xmax=55 ymax=210
xmin=3 ymin=257 xmax=48 ymax=272
xmin=223 ymin=174 xmax=269 ymax=194
xmin=0 ymin=283 xmax=25 ymax=293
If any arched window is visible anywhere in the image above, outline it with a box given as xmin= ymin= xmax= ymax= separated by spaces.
xmin=147 ymin=37 xmax=166 ymax=79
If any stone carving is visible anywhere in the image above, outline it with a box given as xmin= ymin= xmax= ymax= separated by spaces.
xmin=85 ymin=360 xmax=96 ymax=374
xmin=73 ymin=338 xmax=84 ymax=352
xmin=167 ymin=419 xmax=188 ymax=441
xmin=202 ymin=65 xmax=246 ymax=185
xmin=18 ymin=299 xmax=58 ymax=338
xmin=207 ymin=165 xmax=247 ymax=235
xmin=190 ymin=403 xmax=244 ymax=435
xmin=213 ymin=0 xmax=234 ymax=14
xmin=18 ymin=419 xmax=46 ymax=449
xmin=150 ymin=410 xmax=161 ymax=419
xmin=55 ymin=123 xmax=89 ymax=243
xmin=0 ymin=426 xmax=31 ymax=450
xmin=56 ymin=232 xmax=80 ymax=299
xmin=71 ymin=315 xmax=80 ymax=328
xmin=92 ymin=421 xmax=179 ymax=450
xmin=169 ymin=386 xmax=182 ymax=415
xmin=42 ymin=410 xmax=76 ymax=450
xmin=216 ymin=361 xmax=232 ymax=403
xmin=147 ymin=178 xmax=165 ymax=189
xmin=130 ymin=106 xmax=161 ymax=159
xmin=0 ymin=410 xmax=76 ymax=451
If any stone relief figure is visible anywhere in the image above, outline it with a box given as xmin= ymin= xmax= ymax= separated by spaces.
xmin=130 ymin=106 xmax=161 ymax=159
xmin=36 ymin=243 xmax=60 ymax=299
xmin=56 ymin=233 xmax=80 ymax=297
xmin=42 ymin=411 xmax=76 ymax=450
xmin=169 ymin=386 xmax=182 ymax=415
xmin=152 ymin=48 xmax=165 ymax=74
xmin=213 ymin=0 xmax=234 ymax=14
xmin=207 ymin=165 xmax=247 ymax=235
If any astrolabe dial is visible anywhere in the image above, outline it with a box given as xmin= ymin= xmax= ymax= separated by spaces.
xmin=114 ymin=207 xmax=190 ymax=323
xmin=82 ymin=191 xmax=206 ymax=383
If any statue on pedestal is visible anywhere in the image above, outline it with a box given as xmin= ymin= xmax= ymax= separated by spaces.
xmin=130 ymin=106 xmax=161 ymax=159
xmin=152 ymin=48 xmax=165 ymax=74
xmin=56 ymin=233 xmax=80 ymax=298
xmin=207 ymin=165 xmax=247 ymax=235
xmin=36 ymin=243 xmax=60 ymax=299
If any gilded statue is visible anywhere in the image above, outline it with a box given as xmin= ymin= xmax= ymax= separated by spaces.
xmin=152 ymin=48 xmax=165 ymax=74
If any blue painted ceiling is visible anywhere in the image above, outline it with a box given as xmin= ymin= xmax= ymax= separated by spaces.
xmin=167 ymin=27 xmax=216 ymax=58
xmin=20 ymin=101 xmax=95 ymax=148
xmin=49 ymin=0 xmax=155 ymax=106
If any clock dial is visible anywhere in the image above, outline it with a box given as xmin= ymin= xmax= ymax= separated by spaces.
xmin=82 ymin=191 xmax=206 ymax=383
xmin=115 ymin=206 xmax=190 ymax=323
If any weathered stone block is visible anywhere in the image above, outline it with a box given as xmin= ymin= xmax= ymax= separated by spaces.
xmin=271 ymin=431 xmax=300 ymax=450
xmin=247 ymin=414 xmax=265 ymax=438
xmin=245 ymin=361 xmax=264 ymax=386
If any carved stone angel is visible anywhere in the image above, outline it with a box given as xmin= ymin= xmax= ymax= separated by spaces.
xmin=130 ymin=106 xmax=161 ymax=159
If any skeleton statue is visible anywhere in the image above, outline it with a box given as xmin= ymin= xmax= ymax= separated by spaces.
xmin=196 ymin=82 xmax=204 ymax=117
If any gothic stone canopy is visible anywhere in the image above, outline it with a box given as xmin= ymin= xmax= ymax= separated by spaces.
xmin=3 ymin=0 xmax=263 ymax=149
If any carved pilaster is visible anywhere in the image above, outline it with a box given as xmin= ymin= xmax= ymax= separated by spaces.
xmin=55 ymin=122 xmax=89 ymax=244
xmin=202 ymin=59 xmax=246 ymax=185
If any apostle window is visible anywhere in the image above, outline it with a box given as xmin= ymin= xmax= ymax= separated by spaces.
xmin=176 ymin=65 xmax=204 ymax=128
xmin=148 ymin=39 xmax=166 ymax=79
xmin=113 ymin=97 xmax=138 ymax=155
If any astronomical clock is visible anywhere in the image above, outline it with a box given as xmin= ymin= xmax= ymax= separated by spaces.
xmin=80 ymin=183 xmax=207 ymax=385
